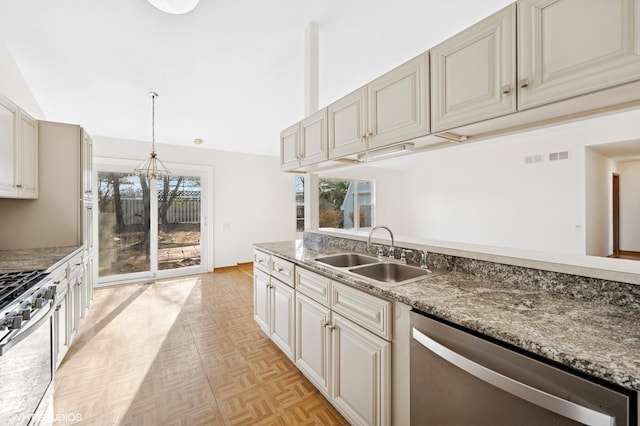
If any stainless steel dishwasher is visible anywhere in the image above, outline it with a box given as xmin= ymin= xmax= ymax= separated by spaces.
xmin=410 ymin=310 xmax=637 ymax=426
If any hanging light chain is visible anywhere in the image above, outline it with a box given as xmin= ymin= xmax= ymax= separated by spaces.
xmin=150 ymin=91 xmax=158 ymax=154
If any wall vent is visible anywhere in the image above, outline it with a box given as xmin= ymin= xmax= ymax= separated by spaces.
xmin=525 ymin=154 xmax=543 ymax=164
xmin=549 ymin=151 xmax=570 ymax=161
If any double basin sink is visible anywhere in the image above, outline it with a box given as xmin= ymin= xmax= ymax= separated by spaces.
xmin=314 ymin=253 xmax=444 ymax=288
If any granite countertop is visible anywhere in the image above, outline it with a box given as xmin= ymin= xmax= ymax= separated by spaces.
xmin=0 ymin=246 xmax=83 ymax=273
xmin=255 ymin=240 xmax=640 ymax=393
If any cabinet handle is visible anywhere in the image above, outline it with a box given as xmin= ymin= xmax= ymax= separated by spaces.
xmin=519 ymin=78 xmax=530 ymax=88
xmin=55 ymin=304 xmax=62 ymax=311
xmin=15 ymin=184 xmax=22 ymax=188
xmin=501 ymin=84 xmax=512 ymax=94
xmin=324 ymin=323 xmax=335 ymax=331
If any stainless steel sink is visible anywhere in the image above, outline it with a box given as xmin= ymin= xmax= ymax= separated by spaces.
xmin=348 ymin=262 xmax=434 ymax=287
xmin=315 ymin=253 xmax=379 ymax=268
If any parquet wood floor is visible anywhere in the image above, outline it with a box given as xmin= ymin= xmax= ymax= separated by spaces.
xmin=53 ymin=266 xmax=348 ymax=425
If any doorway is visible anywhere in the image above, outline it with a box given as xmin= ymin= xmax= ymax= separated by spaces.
xmin=612 ymin=173 xmax=619 ymax=256
xmin=95 ymin=161 xmax=211 ymax=285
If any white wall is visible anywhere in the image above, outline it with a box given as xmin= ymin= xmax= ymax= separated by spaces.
xmin=585 ymin=149 xmax=617 ymax=256
xmin=395 ymin=109 xmax=640 ymax=255
xmin=93 ymin=136 xmax=295 ymax=267
xmin=619 ymin=161 xmax=640 ymax=252
xmin=0 ymin=37 xmax=43 ymax=118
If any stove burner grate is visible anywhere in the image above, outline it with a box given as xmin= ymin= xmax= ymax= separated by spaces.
xmin=0 ymin=270 xmax=48 ymax=311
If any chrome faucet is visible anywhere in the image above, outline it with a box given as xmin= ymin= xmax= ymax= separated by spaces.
xmin=420 ymin=249 xmax=432 ymax=273
xmin=367 ymin=225 xmax=395 ymax=259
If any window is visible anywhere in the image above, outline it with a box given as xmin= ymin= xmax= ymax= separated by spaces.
xmin=295 ymin=175 xmax=304 ymax=232
xmin=319 ymin=178 xmax=374 ymax=230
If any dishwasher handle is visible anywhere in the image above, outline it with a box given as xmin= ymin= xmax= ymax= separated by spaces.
xmin=412 ymin=327 xmax=615 ymax=426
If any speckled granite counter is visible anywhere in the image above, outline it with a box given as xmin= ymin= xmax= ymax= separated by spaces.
xmin=254 ymin=239 xmax=640 ymax=393
xmin=0 ymin=246 xmax=83 ymax=273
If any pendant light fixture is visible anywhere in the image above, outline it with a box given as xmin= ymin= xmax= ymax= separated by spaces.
xmin=134 ymin=91 xmax=171 ymax=179
xmin=146 ymin=0 xmax=200 ymax=15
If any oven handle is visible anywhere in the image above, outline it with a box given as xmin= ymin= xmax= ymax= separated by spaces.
xmin=0 ymin=302 xmax=53 ymax=356
xmin=412 ymin=327 xmax=615 ymax=426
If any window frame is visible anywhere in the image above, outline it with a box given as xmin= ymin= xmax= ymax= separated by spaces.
xmin=317 ymin=177 xmax=375 ymax=231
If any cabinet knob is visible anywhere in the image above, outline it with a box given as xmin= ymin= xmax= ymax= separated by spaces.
xmin=501 ymin=84 xmax=512 ymax=94
xmin=519 ymin=78 xmax=530 ymax=89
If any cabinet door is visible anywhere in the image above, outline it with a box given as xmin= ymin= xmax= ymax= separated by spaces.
xmin=81 ymin=130 xmax=93 ymax=199
xmin=270 ymin=279 xmax=295 ymax=360
xmin=295 ymin=292 xmax=331 ymax=395
xmin=18 ymin=112 xmax=38 ymax=198
xmin=300 ymin=108 xmax=328 ymax=166
xmin=0 ymin=96 xmax=17 ymax=197
xmin=431 ymin=4 xmax=516 ymax=132
xmin=253 ymin=268 xmax=271 ymax=334
xmin=518 ymin=0 xmax=640 ymax=110
xmin=331 ymin=313 xmax=390 ymax=426
xmin=54 ymin=292 xmax=69 ymax=369
xmin=328 ymin=87 xmax=368 ymax=159
xmin=367 ymin=53 xmax=429 ymax=149
xmin=280 ymin=123 xmax=300 ymax=171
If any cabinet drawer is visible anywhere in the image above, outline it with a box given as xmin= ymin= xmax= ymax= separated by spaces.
xmin=271 ymin=256 xmax=295 ymax=287
xmin=331 ymin=281 xmax=392 ymax=340
xmin=254 ymin=249 xmax=271 ymax=273
xmin=296 ymin=267 xmax=331 ymax=307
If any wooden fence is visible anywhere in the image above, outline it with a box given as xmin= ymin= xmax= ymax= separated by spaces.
xmin=104 ymin=199 xmax=201 ymax=224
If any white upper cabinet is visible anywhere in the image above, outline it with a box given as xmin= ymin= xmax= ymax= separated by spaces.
xmin=300 ymin=108 xmax=328 ymax=166
xmin=430 ymin=4 xmax=516 ymax=132
xmin=280 ymin=123 xmax=300 ymax=171
xmin=326 ymin=53 xmax=430 ymax=158
xmin=518 ymin=0 xmax=640 ymax=110
xmin=328 ymin=87 xmax=368 ymax=159
xmin=18 ymin=113 xmax=38 ymax=198
xmin=0 ymin=97 xmax=18 ymax=196
xmin=280 ymin=108 xmax=328 ymax=171
xmin=0 ymin=94 xmax=38 ymax=199
xmin=367 ymin=53 xmax=430 ymax=150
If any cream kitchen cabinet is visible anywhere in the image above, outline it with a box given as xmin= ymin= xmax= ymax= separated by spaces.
xmin=327 ymin=53 xmax=430 ymax=160
xmin=295 ymin=291 xmax=331 ymax=395
xmin=294 ymin=266 xmax=391 ymax=426
xmin=430 ymin=4 xmax=516 ymax=133
xmin=280 ymin=108 xmax=328 ymax=171
xmin=51 ymin=269 xmax=69 ymax=369
xmin=0 ymin=94 xmax=38 ymax=199
xmin=327 ymin=87 xmax=368 ymax=159
xmin=518 ymin=0 xmax=640 ymax=110
xmin=331 ymin=311 xmax=390 ymax=426
xmin=254 ymin=267 xmax=271 ymax=332
xmin=253 ymin=251 xmax=296 ymax=360
xmin=367 ymin=53 xmax=430 ymax=150
xmin=50 ymin=248 xmax=84 ymax=369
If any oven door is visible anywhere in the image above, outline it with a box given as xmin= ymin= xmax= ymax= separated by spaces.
xmin=0 ymin=302 xmax=54 ymax=426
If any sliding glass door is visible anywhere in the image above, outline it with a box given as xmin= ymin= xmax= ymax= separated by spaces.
xmin=96 ymin=161 xmax=210 ymax=284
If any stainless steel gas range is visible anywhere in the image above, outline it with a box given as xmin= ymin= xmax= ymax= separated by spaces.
xmin=0 ymin=269 xmax=56 ymax=425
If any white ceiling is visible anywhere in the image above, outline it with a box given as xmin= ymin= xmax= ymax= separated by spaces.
xmin=0 ymin=0 xmax=513 ymax=157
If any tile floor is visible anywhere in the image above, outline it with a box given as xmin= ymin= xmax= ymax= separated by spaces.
xmin=53 ymin=265 xmax=347 ymax=425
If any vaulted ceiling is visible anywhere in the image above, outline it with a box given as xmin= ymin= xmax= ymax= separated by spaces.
xmin=0 ymin=0 xmax=513 ymax=156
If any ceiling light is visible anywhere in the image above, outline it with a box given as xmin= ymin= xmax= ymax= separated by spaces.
xmin=357 ymin=143 xmax=415 ymax=162
xmin=146 ymin=0 xmax=200 ymax=15
xmin=134 ymin=92 xmax=171 ymax=179
xmin=194 ymin=138 xmax=203 ymax=145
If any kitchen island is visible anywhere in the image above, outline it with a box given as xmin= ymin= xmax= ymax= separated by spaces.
xmin=254 ymin=237 xmax=640 ymax=396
